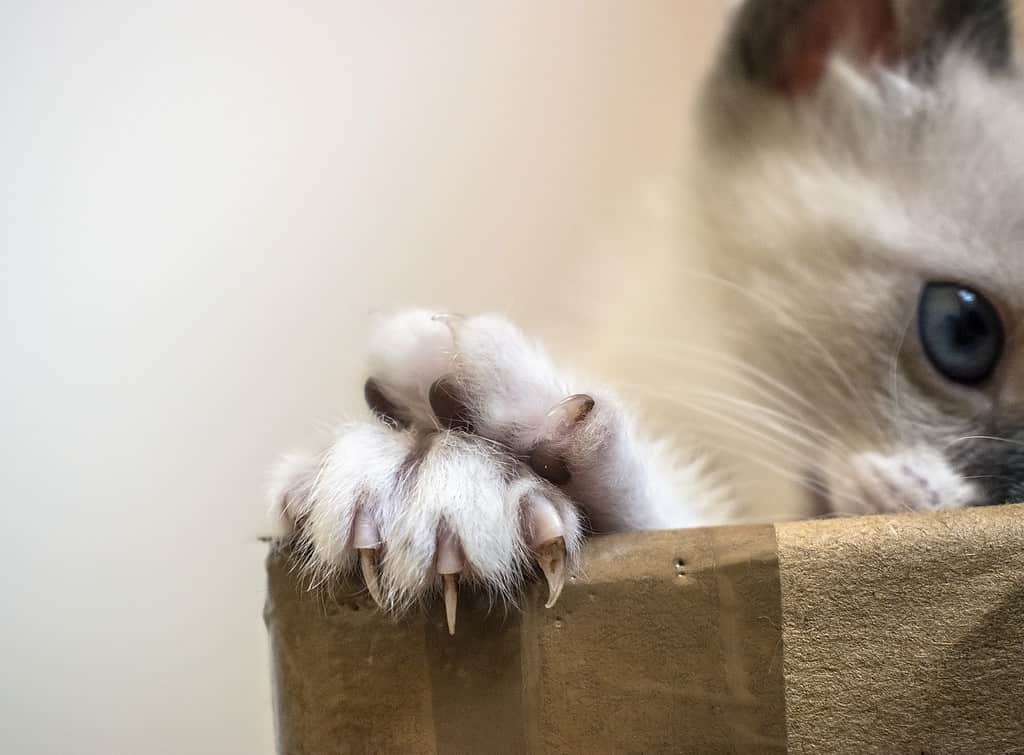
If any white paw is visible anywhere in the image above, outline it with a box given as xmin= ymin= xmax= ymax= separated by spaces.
xmin=270 ymin=310 xmax=674 ymax=630
xmin=271 ymin=423 xmax=580 ymax=632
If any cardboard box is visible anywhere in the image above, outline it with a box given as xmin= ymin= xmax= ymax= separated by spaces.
xmin=264 ymin=504 xmax=1024 ymax=753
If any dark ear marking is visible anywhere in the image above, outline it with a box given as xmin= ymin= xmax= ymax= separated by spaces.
xmin=734 ymin=0 xmax=897 ymax=94
xmin=726 ymin=0 xmax=1013 ymax=95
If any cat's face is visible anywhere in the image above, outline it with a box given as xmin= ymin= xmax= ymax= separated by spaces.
xmin=693 ymin=0 xmax=1024 ymax=516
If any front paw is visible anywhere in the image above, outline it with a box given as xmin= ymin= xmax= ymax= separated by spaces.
xmin=270 ymin=422 xmax=582 ymax=634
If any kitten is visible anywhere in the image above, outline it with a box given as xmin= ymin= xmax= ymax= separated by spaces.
xmin=269 ymin=0 xmax=1024 ymax=631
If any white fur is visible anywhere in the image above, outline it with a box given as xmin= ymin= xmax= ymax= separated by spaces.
xmin=833 ymin=448 xmax=980 ymax=515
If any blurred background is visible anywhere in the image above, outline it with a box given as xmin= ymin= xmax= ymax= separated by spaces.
xmin=1 ymin=2 xmax=727 ymax=752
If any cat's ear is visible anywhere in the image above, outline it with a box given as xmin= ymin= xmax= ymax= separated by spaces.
xmin=724 ymin=0 xmax=1013 ymax=95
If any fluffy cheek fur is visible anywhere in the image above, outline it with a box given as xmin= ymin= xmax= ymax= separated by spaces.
xmin=820 ymin=446 xmax=980 ymax=516
xmin=682 ymin=1 xmax=1024 ymax=513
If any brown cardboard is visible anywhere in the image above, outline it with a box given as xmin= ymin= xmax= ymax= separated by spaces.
xmin=778 ymin=505 xmax=1024 ymax=753
xmin=265 ymin=505 xmax=1024 ymax=754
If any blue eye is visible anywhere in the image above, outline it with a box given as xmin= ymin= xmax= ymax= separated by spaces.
xmin=918 ymin=283 xmax=1003 ymax=385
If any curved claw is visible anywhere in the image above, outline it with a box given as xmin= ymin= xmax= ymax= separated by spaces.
xmin=528 ymin=495 xmax=567 ymax=608
xmin=430 ymin=312 xmax=465 ymax=324
xmin=529 ymin=394 xmax=596 ymax=485
xmin=437 ymin=531 xmax=465 ymax=636
xmin=359 ymin=548 xmax=384 ymax=609
xmin=430 ymin=312 xmax=464 ymax=343
xmin=443 ymin=573 xmax=458 ymax=636
xmin=354 ymin=510 xmax=384 ymax=609
xmin=536 ymin=537 xmax=566 ymax=609
xmin=544 ymin=394 xmax=595 ymax=431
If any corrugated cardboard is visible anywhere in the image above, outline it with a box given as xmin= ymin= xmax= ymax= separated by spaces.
xmin=264 ymin=504 xmax=1024 ymax=753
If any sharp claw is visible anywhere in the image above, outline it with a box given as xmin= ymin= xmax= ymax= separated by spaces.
xmin=436 ymin=531 xmax=464 ymax=636
xmin=359 ymin=548 xmax=384 ymax=609
xmin=528 ymin=496 xmax=567 ymax=608
xmin=352 ymin=510 xmax=384 ymax=608
xmin=530 ymin=394 xmax=595 ymax=485
xmin=544 ymin=394 xmax=595 ymax=431
xmin=536 ymin=536 xmax=566 ymax=609
xmin=443 ymin=573 xmax=458 ymax=636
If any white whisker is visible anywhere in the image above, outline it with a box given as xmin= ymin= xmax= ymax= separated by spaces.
xmin=946 ymin=435 xmax=1024 ymax=450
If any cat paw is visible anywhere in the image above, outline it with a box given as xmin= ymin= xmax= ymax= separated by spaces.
xmin=270 ymin=309 xmax=679 ymax=631
xmin=270 ymin=422 xmax=583 ymax=634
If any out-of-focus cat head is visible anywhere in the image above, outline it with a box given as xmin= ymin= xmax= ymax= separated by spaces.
xmin=692 ymin=0 xmax=1024 ymax=516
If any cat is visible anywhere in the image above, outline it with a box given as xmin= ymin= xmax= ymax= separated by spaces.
xmin=269 ymin=0 xmax=1024 ymax=633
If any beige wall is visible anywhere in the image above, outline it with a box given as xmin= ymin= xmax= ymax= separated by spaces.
xmin=1 ymin=2 xmax=726 ymax=753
